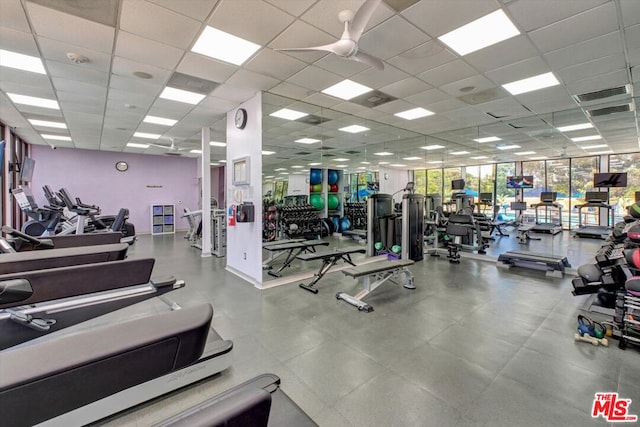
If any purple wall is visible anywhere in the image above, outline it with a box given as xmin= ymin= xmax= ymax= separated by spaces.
xmin=30 ymin=145 xmax=199 ymax=233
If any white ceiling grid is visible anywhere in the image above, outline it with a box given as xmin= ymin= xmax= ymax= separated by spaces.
xmin=0 ymin=0 xmax=636 ymax=173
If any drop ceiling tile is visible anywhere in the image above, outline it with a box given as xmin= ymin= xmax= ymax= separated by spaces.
xmin=314 ymin=55 xmax=369 ymax=78
xmin=269 ymin=20 xmax=334 ymax=63
xmin=417 ymin=59 xmax=476 ymax=88
xmin=0 ymin=79 xmax=56 ymax=99
xmin=211 ymin=83 xmax=258 ymax=103
xmin=269 ymin=81 xmax=314 ymax=100
xmin=380 ymin=77 xmax=432 ymax=99
xmin=476 ymin=98 xmax=533 ymax=119
xmin=0 ymin=66 xmax=51 ymax=89
xmin=544 ymin=31 xmax=622 ymax=70
xmin=245 ymin=49 xmax=308 ymax=81
xmin=226 ymin=69 xmax=280 ymax=92
xmin=115 ymin=31 xmax=183 ymax=71
xmin=557 ymin=53 xmax=626 ymax=84
xmin=626 ymin=24 xmax=640 ymax=49
xmin=120 ymin=0 xmax=201 ymax=49
xmin=0 ymin=27 xmax=39 ymax=56
xmin=411 ymin=2 xmax=504 ymax=37
xmin=208 ymin=0 xmax=295 ymax=45
xmin=439 ymin=75 xmax=495 ymax=98
xmin=58 ymin=99 xmax=104 ymax=115
xmin=287 ymin=65 xmax=342 ymax=92
xmin=111 ymin=56 xmax=172 ymax=86
xmin=464 ymin=35 xmax=539 ymax=73
xmin=426 ymin=98 xmax=470 ymax=114
xmin=46 ymin=61 xmax=109 ymax=87
xmin=26 ymin=2 xmax=115 ymax=53
xmin=620 ymin=0 xmax=640 ymax=27
xmin=353 ymin=64 xmax=410 ymax=89
xmin=0 ymin=0 xmax=31 ymax=32
xmin=528 ymin=2 xmax=619 ymax=53
xmin=301 ymin=92 xmax=343 ymax=108
xmin=54 ymin=79 xmax=107 ymax=99
xmin=300 ymin=0 xmax=392 ymax=39
xmin=146 ymin=98 xmax=196 ymax=118
xmin=387 ymin=40 xmax=457 ymax=75
xmin=109 ymin=75 xmax=162 ymax=99
xmin=38 ymin=38 xmax=112 ymax=74
xmin=177 ymin=52 xmax=237 ymax=84
xmin=485 ymin=56 xmax=550 ymax=85
xmin=507 ymin=0 xmax=608 ymax=32
xmin=358 ymin=15 xmax=430 ymax=61
xmin=198 ymin=97 xmax=239 ymax=115
xmin=147 ymin=0 xmax=219 ymax=21
xmin=566 ymin=68 xmax=630 ymax=94
xmin=405 ymin=88 xmax=451 ymax=105
xmin=331 ymin=102 xmax=370 ymax=115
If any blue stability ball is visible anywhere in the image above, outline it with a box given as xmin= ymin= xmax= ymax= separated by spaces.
xmin=332 ymin=216 xmax=340 ymax=231
xmin=310 ymin=169 xmax=322 ymax=185
xmin=328 ymin=169 xmax=339 ymax=185
xmin=340 ymin=217 xmax=351 ymax=232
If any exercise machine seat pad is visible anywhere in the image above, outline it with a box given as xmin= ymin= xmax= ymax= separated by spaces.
xmin=626 ymin=277 xmax=640 ymax=296
xmin=577 ymin=263 xmax=602 ymax=282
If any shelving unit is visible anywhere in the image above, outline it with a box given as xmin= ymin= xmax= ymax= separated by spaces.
xmin=151 ymin=204 xmax=175 ymax=235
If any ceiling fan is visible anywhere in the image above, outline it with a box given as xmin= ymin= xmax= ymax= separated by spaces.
xmin=276 ymin=0 xmax=385 ymax=70
xmin=148 ymin=138 xmax=190 ymax=155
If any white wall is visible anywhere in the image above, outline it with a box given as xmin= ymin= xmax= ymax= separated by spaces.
xmin=379 ymin=166 xmax=410 ymax=204
xmin=225 ymin=92 xmax=263 ymax=287
xmin=287 ymin=174 xmax=309 ymax=196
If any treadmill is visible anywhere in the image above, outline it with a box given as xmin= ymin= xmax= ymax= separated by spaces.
xmin=574 ymin=191 xmax=614 ymax=239
xmin=531 ymin=192 xmax=563 ymax=235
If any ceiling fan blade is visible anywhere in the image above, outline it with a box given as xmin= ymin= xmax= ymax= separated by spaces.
xmin=348 ymin=0 xmax=382 ymax=42
xmin=276 ymin=42 xmax=341 ymax=55
xmin=351 ymin=50 xmax=384 ymax=70
xmin=147 ymin=143 xmax=170 ymax=149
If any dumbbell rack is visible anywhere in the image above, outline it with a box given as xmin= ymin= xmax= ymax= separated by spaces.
xmin=344 ymin=202 xmax=367 ymax=230
xmin=278 ymin=204 xmax=322 ymax=239
xmin=617 ymin=292 xmax=640 ymax=350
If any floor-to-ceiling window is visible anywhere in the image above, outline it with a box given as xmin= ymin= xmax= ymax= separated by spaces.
xmin=496 ymin=162 xmax=516 ymax=220
xmin=414 ymin=170 xmax=427 ymax=195
xmin=464 ymin=166 xmax=479 ymax=201
xmin=427 ymin=169 xmax=443 ymax=200
xmin=570 ymin=156 xmax=599 ymax=227
xmin=546 ymin=159 xmax=570 ymax=228
xmin=443 ymin=167 xmax=462 ymax=197
xmin=609 ymin=152 xmax=640 ymax=222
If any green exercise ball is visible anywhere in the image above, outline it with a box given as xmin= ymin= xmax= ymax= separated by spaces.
xmin=309 ymin=194 xmax=324 ymax=210
xmin=312 ymin=184 xmax=323 ymax=193
xmin=327 ymin=194 xmax=339 ymax=210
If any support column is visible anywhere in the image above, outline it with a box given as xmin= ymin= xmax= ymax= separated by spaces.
xmin=201 ymin=127 xmax=212 ymax=257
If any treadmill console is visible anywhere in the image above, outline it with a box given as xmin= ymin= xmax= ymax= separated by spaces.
xmin=540 ymin=192 xmax=557 ymax=203
xmin=585 ymin=191 xmax=608 ymax=203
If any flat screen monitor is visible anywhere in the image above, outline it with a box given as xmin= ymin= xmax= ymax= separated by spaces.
xmin=451 ymin=179 xmax=465 ymax=190
xmin=594 ymin=172 xmax=627 ymax=188
xmin=506 ymin=176 xmax=534 ymax=189
xmin=510 ymin=202 xmax=527 ymax=211
xmin=541 ymin=192 xmax=557 ymax=202
xmin=479 ymin=192 xmax=493 ymax=203
xmin=585 ymin=191 xmax=608 ymax=203
xmin=19 ymin=157 xmax=35 ymax=183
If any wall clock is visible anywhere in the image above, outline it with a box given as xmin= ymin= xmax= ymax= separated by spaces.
xmin=235 ymin=108 xmax=247 ymax=129
xmin=115 ymin=161 xmax=129 ymax=172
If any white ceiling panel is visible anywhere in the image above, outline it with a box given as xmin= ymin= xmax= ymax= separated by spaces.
xmin=244 ymin=49 xmax=308 ymax=81
xmin=111 ymin=56 xmax=172 ymax=86
xmin=353 ymin=64 xmax=409 ymax=88
xmin=301 ymin=91 xmax=343 ymax=108
xmin=0 ymin=79 xmax=56 ymax=99
xmin=38 ymin=37 xmax=112 ymax=74
xmin=357 ymin=15 xmax=430 ymax=60
xmin=417 ymin=59 xmax=476 ymax=88
xmin=507 ymin=0 xmax=609 ymax=32
xmin=264 ymin=0 xmax=316 ymax=17
xmin=269 ymin=81 xmax=315 ymax=100
xmin=0 ymin=66 xmax=51 ymax=89
xmin=387 ymin=40 xmax=457 ymax=75
xmin=54 ymin=80 xmax=107 ymax=99
xmin=210 ymin=83 xmax=258 ymax=103
xmin=46 ymin=61 xmax=109 ymax=87
xmin=177 ymin=53 xmax=237 ymax=83
xmin=484 ymin=57 xmax=551 ymax=86
xmin=58 ymin=99 xmax=105 ymax=115
xmin=556 ymin=54 xmax=627 ymax=84
xmin=109 ymin=75 xmax=162 ymax=99
xmin=620 ymin=0 xmax=640 ymax=27
xmin=26 ymin=2 xmax=115 ymax=53
xmin=268 ymin=20 xmax=334 ymax=61
xmin=197 ymin=97 xmax=238 ymax=115
xmin=626 ymin=24 xmax=640 ymax=50
xmin=565 ymin=68 xmax=630 ymax=94
xmin=402 ymin=0 xmax=500 ymax=37
xmin=120 ymin=0 xmax=202 ymax=49
xmin=226 ymin=69 xmax=280 ymax=92
xmin=438 ymin=74 xmax=496 ymax=98
xmin=379 ymin=77 xmax=431 ymax=99
xmin=314 ymin=54 xmax=369 ymax=77
xmin=287 ymin=65 xmax=342 ymax=92
xmin=147 ymin=0 xmax=219 ymax=21
xmin=0 ymin=0 xmax=31 ymax=32
xmin=544 ymin=31 xmax=622 ymax=70
xmin=0 ymin=27 xmax=39 ymax=55
xmin=208 ymin=0 xmax=295 ymax=45
xmin=299 ymin=0 xmax=392 ymax=39
xmin=528 ymin=2 xmax=619 ymax=53
xmin=115 ymin=31 xmax=184 ymax=71
xmin=464 ymin=35 xmax=539 ymax=73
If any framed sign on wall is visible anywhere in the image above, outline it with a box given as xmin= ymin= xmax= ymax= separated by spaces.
xmin=232 ymin=156 xmax=250 ymax=186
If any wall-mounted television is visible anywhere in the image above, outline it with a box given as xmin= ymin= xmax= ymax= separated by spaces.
xmin=451 ymin=179 xmax=465 ymax=190
xmin=506 ymin=176 xmax=534 ymax=189
xmin=19 ymin=156 xmax=35 ymax=183
xmin=594 ymin=172 xmax=627 ymax=188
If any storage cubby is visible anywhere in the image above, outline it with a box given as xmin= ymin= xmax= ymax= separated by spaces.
xmin=151 ymin=204 xmax=175 ymax=235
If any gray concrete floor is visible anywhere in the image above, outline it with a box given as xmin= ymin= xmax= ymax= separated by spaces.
xmin=96 ymin=230 xmax=637 ymax=426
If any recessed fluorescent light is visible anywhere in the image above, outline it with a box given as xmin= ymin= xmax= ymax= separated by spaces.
xmin=133 ymin=132 xmax=161 ymax=139
xmin=264 ymin=175 xmax=274 ymax=178
xmin=41 ymin=134 xmax=71 ymax=141
xmin=191 ymin=26 xmax=260 ymax=66
xmin=143 ymin=115 xmax=177 ymax=126
xmin=515 ymin=151 xmax=536 ymax=155
xmin=321 ymin=79 xmax=373 ymax=100
xmin=270 ymin=108 xmax=308 ymax=120
xmin=473 ymin=136 xmax=501 ymax=143
xmin=127 ymin=142 xmax=149 ymax=148
xmin=420 ymin=144 xmax=445 ymax=150
xmin=378 ymin=161 xmax=390 ymax=165
xmin=357 ymin=166 xmax=366 ymax=170
xmin=529 ymin=156 xmax=548 ymax=160
xmin=190 ymin=149 xmax=202 ymax=154
xmin=438 ymin=9 xmax=519 ymax=56
xmin=390 ymin=164 xmax=406 ymax=167
xmin=29 ymin=119 xmax=66 ymax=129
xmin=291 ymin=165 xmax=304 ymax=169
xmin=339 ymin=125 xmax=369 ymax=133
xmin=470 ymin=156 xmax=488 ymax=160
xmin=394 ymin=107 xmax=434 ymax=120
xmin=335 ymin=164 xmax=349 ymax=168
xmin=374 ymin=151 xmax=394 ymax=156
xmin=0 ymin=49 xmax=46 ymax=74
xmin=295 ymin=138 xmax=321 ymax=144
xmin=502 ymin=72 xmax=560 ymax=95
xmin=588 ymin=150 xmax=614 ymax=155
xmin=403 ymin=157 xmax=422 ymax=161
xmin=581 ymin=144 xmax=608 ymax=150
xmin=308 ymin=162 xmax=322 ymax=166
xmin=428 ymin=160 xmax=443 ymax=164
xmin=209 ymin=141 xmax=227 ymax=147
xmin=159 ymin=87 xmax=206 ymax=105
xmin=274 ymin=168 xmax=287 ymax=171
xmin=219 ymin=160 xmax=227 ymax=163
xmin=7 ymin=93 xmax=59 ymax=109
xmin=497 ymin=144 xmax=521 ymax=150
xmin=450 ymin=151 xmax=469 ymax=155
xmin=210 ymin=163 xmax=220 ymax=166
xmin=557 ymin=123 xmax=593 ymax=132
xmin=571 ymin=135 xmax=602 ymax=142
xmin=333 ymin=158 xmax=349 ymax=162
xmin=360 ymin=161 xmax=371 ymax=164
xmin=262 ymin=151 xmax=275 ymax=155
xmin=279 ymin=172 xmax=289 ymax=175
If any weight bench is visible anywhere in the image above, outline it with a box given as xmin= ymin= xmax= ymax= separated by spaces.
xmin=336 ymin=259 xmax=415 ymax=312
xmin=497 ymin=250 xmax=571 ymax=278
xmin=341 ymin=229 xmax=367 ymax=241
xmin=264 ymin=240 xmax=329 ymax=277
xmin=297 ymin=246 xmax=366 ymax=293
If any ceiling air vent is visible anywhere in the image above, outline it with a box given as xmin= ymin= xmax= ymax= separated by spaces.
xmin=586 ymin=103 xmax=632 ymax=117
xmin=350 ymin=90 xmax=397 ymax=108
xmin=573 ymin=85 xmax=629 ymax=103
xmin=344 ymin=150 xmax=360 ymax=154
xmin=295 ymin=151 xmax=312 ymax=155
xmin=297 ymin=114 xmax=329 ymax=125
xmin=320 ymin=146 xmax=334 ymax=151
